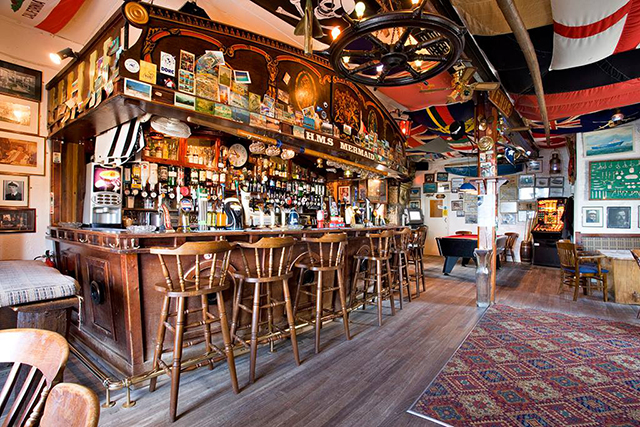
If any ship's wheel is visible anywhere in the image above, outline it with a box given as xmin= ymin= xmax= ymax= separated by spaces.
xmin=328 ymin=9 xmax=465 ymax=87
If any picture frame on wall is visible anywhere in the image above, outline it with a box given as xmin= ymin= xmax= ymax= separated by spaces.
xmin=0 ymin=174 xmax=28 ymax=207
xmin=0 ymin=60 xmax=42 ymax=102
xmin=535 ymin=177 xmax=549 ymax=187
xmin=549 ymin=187 xmax=564 ymax=197
xmin=451 ymin=200 xmax=463 ymax=211
xmin=518 ymin=187 xmax=535 ymax=201
xmin=338 ymin=185 xmax=351 ymax=204
xmin=549 ymin=176 xmax=564 ymax=187
xmin=450 ymin=177 xmax=464 ymax=193
xmin=357 ymin=180 xmax=367 ymax=201
xmin=0 ymin=94 xmax=39 ymax=135
xmin=607 ymin=206 xmax=631 ymax=229
xmin=583 ymin=125 xmax=634 ymax=157
xmin=0 ymin=207 xmax=35 ymax=233
xmin=424 ymin=173 xmax=435 ymax=183
xmin=519 ymin=174 xmax=535 ymax=188
xmin=582 ymin=206 xmax=603 ymax=227
xmin=409 ymin=200 xmax=421 ymax=209
xmin=535 ymin=187 xmax=550 ymax=199
xmin=423 ymin=183 xmax=437 ymax=193
xmin=437 ymin=182 xmax=450 ymax=192
xmin=436 ymin=172 xmax=448 ymax=182
xmin=527 ymin=160 xmax=543 ymax=173
xmin=409 ymin=186 xmax=420 ymax=199
xmin=0 ymin=131 xmax=45 ymax=175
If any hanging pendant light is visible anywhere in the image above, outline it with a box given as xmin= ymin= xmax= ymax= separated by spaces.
xmin=549 ymin=151 xmax=562 ymax=174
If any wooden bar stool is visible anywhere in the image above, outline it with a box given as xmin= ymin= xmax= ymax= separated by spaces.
xmin=350 ymin=230 xmax=396 ymax=326
xmin=229 ymin=236 xmax=300 ymax=384
xmin=390 ymin=228 xmax=412 ymax=308
xmin=293 ymin=232 xmax=351 ymax=353
xmin=149 ymin=241 xmax=239 ymax=423
xmin=408 ymin=226 xmax=428 ymax=297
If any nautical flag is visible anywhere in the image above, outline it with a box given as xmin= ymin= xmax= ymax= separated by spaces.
xmin=3 ymin=0 xmax=86 ymax=34
xmin=550 ymin=0 xmax=640 ymax=70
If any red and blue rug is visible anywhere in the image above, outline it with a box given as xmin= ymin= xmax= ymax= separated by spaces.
xmin=409 ymin=305 xmax=640 ymax=426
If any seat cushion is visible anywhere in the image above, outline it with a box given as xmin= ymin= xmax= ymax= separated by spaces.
xmin=562 ymin=263 xmax=609 ymax=275
xmin=0 ymin=261 xmax=79 ymax=308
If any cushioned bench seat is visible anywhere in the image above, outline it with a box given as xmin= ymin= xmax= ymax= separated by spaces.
xmin=0 ymin=261 xmax=79 ymax=308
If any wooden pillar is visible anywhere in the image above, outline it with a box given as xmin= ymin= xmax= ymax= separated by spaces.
xmin=475 ymin=93 xmax=499 ymax=306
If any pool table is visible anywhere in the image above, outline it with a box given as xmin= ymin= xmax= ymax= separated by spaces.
xmin=435 ymin=235 xmax=503 ymax=275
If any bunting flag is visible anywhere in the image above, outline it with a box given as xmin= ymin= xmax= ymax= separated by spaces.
xmin=3 ymin=0 xmax=86 ymax=34
xmin=550 ymin=0 xmax=640 ymax=70
xmin=528 ymin=102 xmax=640 ymax=134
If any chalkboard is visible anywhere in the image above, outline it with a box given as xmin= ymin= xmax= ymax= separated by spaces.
xmin=589 ymin=158 xmax=640 ymax=200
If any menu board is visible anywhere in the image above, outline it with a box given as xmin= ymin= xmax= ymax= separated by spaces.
xmin=589 ymin=158 xmax=640 ymax=200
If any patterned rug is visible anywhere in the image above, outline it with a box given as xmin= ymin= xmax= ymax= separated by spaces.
xmin=408 ymin=305 xmax=640 ymax=426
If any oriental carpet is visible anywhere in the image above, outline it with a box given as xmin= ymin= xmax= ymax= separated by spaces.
xmin=408 ymin=305 xmax=640 ymax=426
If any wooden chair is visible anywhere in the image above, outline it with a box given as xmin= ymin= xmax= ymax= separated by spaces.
xmin=40 ymin=383 xmax=99 ymax=427
xmin=390 ymin=228 xmax=412 ymax=308
xmin=230 ymin=236 xmax=300 ymax=384
xmin=503 ymin=232 xmax=519 ymax=262
xmin=556 ymin=240 xmax=608 ymax=301
xmin=408 ymin=226 xmax=428 ymax=297
xmin=350 ymin=230 xmax=396 ymax=326
xmin=293 ymin=233 xmax=351 ymax=353
xmin=631 ymin=249 xmax=640 ymax=318
xmin=495 ymin=236 xmax=508 ymax=269
xmin=0 ymin=328 xmax=69 ymax=427
xmin=455 ymin=230 xmax=473 ymax=235
xmin=149 ymin=241 xmax=239 ymax=422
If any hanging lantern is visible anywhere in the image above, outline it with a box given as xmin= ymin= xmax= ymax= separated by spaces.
xmin=399 ymin=120 xmax=411 ymax=136
xmin=549 ymin=151 xmax=562 ymax=174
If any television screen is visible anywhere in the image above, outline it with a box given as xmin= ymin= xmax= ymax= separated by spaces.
xmin=409 ymin=209 xmax=422 ymax=221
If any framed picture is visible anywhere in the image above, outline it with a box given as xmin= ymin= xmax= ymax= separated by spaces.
xmin=584 ymin=126 xmax=634 ymax=157
xmin=436 ymin=172 xmax=448 ymax=182
xmin=527 ymin=160 xmax=543 ymax=173
xmin=535 ymin=187 xmax=550 ymax=198
xmin=0 ymin=174 xmax=28 ymax=207
xmin=549 ymin=187 xmax=564 ymax=197
xmin=0 ymin=207 xmax=35 ymax=233
xmin=582 ymin=206 xmax=603 ymax=227
xmin=357 ymin=180 xmax=367 ymax=201
xmin=437 ymin=182 xmax=450 ymax=192
xmin=549 ymin=176 xmax=564 ymax=188
xmin=0 ymin=131 xmax=45 ymax=175
xmin=367 ymin=179 xmax=387 ymax=203
xmin=451 ymin=200 xmax=463 ymax=211
xmin=423 ymin=183 xmax=437 ymax=193
xmin=535 ymin=177 xmax=549 ymax=187
xmin=607 ymin=206 xmax=631 ymax=229
xmin=518 ymin=187 xmax=535 ymax=201
xmin=0 ymin=60 xmax=42 ymax=101
xmin=409 ymin=200 xmax=421 ymax=209
xmin=451 ymin=177 xmax=464 ymax=193
xmin=424 ymin=173 xmax=435 ymax=183
xmin=500 ymin=213 xmax=516 ymax=225
xmin=0 ymin=94 xmax=39 ymax=135
xmin=409 ymin=186 xmax=420 ymax=199
xmin=519 ymin=174 xmax=535 ymax=188
xmin=338 ymin=185 xmax=351 ymax=204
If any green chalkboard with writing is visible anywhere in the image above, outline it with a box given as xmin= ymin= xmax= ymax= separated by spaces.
xmin=589 ymin=158 xmax=640 ymax=200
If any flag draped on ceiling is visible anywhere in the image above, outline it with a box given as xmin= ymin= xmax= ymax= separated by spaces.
xmin=3 ymin=0 xmax=86 ymax=34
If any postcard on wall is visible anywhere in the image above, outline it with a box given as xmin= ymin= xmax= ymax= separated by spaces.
xmin=179 ymin=50 xmax=195 ymax=73
xmin=124 ymin=78 xmax=151 ymax=101
xmin=159 ymin=51 xmax=176 ymax=76
xmin=219 ymin=85 xmax=230 ymax=104
xmin=230 ymin=80 xmax=248 ymax=96
xmin=218 ymin=66 xmax=232 ymax=87
xmin=139 ymin=60 xmax=157 ymax=84
xmin=195 ymin=98 xmax=216 ymax=115
xmin=249 ymin=92 xmax=261 ymax=113
xmin=196 ymin=74 xmax=219 ymax=102
xmin=277 ymin=88 xmax=289 ymax=104
xmin=233 ymin=70 xmax=251 ymax=84
xmin=178 ymin=70 xmax=195 ymax=94
xmin=174 ymin=92 xmax=195 ymax=110
xmin=229 ymin=92 xmax=249 ymax=110
xmin=584 ymin=125 xmax=634 ymax=157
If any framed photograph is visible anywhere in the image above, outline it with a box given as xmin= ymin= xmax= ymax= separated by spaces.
xmin=0 ymin=131 xmax=45 ymax=175
xmin=367 ymin=179 xmax=387 ymax=203
xmin=451 ymin=177 xmax=464 ymax=193
xmin=535 ymin=177 xmax=549 ymax=187
xmin=549 ymin=176 xmax=564 ymax=188
xmin=338 ymin=185 xmax=351 ymax=204
xmin=409 ymin=200 xmax=421 ymax=209
xmin=409 ymin=186 xmax=420 ymax=199
xmin=0 ymin=207 xmax=35 ymax=233
xmin=436 ymin=172 xmax=448 ymax=182
xmin=549 ymin=187 xmax=564 ymax=197
xmin=518 ymin=187 xmax=535 ymax=201
xmin=519 ymin=174 xmax=535 ymax=188
xmin=357 ymin=180 xmax=367 ymax=201
xmin=423 ymin=183 xmax=437 ymax=193
xmin=451 ymin=200 xmax=463 ymax=211
xmin=527 ymin=160 xmax=543 ymax=173
xmin=437 ymin=182 xmax=450 ymax=193
xmin=0 ymin=174 xmax=28 ymax=207
xmin=607 ymin=206 xmax=631 ymax=229
xmin=535 ymin=187 xmax=550 ymax=198
xmin=424 ymin=173 xmax=435 ymax=183
xmin=456 ymin=210 xmax=465 ymax=217
xmin=0 ymin=60 xmax=42 ymax=101
xmin=582 ymin=206 xmax=603 ymax=227
xmin=500 ymin=201 xmax=517 ymax=213
xmin=500 ymin=213 xmax=516 ymax=225
xmin=124 ymin=78 xmax=152 ymax=101
xmin=584 ymin=126 xmax=634 ymax=157
xmin=0 ymin=94 xmax=39 ymax=135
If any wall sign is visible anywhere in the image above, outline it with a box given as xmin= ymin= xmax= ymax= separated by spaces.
xmin=589 ymin=158 xmax=640 ymax=200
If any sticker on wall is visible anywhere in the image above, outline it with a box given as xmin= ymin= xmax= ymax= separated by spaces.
xmin=139 ymin=60 xmax=156 ymax=84
xmin=160 ymin=51 xmax=176 ymax=76
xmin=179 ymin=50 xmax=195 ymax=73
xmin=124 ymin=58 xmax=139 ymax=74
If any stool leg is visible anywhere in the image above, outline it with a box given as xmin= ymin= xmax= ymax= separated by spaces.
xmin=249 ymin=282 xmax=261 ymax=384
xmin=315 ymin=271 xmax=323 ymax=354
xmin=404 ymin=255 xmax=412 ymax=303
xmin=266 ymin=282 xmax=275 ymax=353
xmin=230 ymin=278 xmax=245 ymax=340
xmin=293 ymin=267 xmax=305 ymax=318
xmin=364 ymin=260 xmax=375 ymax=310
xmin=419 ymin=248 xmax=426 ymax=292
xmin=602 ymin=275 xmax=608 ymax=302
xmin=149 ymin=295 xmax=170 ymax=393
xmin=337 ymin=267 xmax=351 ymax=341
xmin=282 ymin=278 xmax=301 ymax=365
xmin=201 ymin=295 xmax=214 ymax=370
xmin=217 ymin=291 xmax=239 ymax=394
xmin=350 ymin=258 xmax=362 ymax=309
xmin=375 ymin=260 xmax=383 ymax=327
xmin=397 ymin=254 xmax=404 ymax=310
xmin=169 ymin=296 xmax=186 ymax=422
xmin=386 ymin=258 xmax=396 ymax=317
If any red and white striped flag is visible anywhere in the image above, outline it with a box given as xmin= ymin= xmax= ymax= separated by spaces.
xmin=3 ymin=0 xmax=86 ymax=34
xmin=550 ymin=0 xmax=640 ymax=70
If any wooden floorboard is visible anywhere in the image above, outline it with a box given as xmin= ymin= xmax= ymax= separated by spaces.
xmin=63 ymin=257 xmax=639 ymax=426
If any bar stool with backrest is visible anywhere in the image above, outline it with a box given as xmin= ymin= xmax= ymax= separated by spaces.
xmin=408 ymin=226 xmax=428 ymax=297
xmin=149 ymin=241 xmax=239 ymax=423
xmin=350 ymin=230 xmax=396 ymax=326
xmin=390 ymin=228 xmax=412 ymax=308
xmin=230 ymin=236 xmax=300 ymax=384
xmin=292 ymin=232 xmax=351 ymax=353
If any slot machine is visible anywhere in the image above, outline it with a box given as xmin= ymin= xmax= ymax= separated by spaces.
xmin=531 ymin=197 xmax=573 ymax=267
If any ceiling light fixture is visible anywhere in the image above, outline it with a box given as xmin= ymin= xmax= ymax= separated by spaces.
xmin=355 ymin=2 xmax=366 ymax=19
xmin=343 ymin=56 xmax=350 ymax=63
xmin=331 ymin=26 xmax=341 ymax=40
xmin=376 ymin=64 xmax=384 ymax=73
xmin=49 ymin=48 xmax=77 ymax=65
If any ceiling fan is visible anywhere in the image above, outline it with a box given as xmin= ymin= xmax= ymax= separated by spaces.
xmin=420 ymin=65 xmax=500 ymax=103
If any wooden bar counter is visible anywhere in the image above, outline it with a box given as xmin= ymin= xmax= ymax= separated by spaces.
xmin=48 ymin=225 xmax=403 ymax=377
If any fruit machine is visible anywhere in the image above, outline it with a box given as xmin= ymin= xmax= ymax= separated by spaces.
xmin=532 ymin=197 xmax=573 ymax=267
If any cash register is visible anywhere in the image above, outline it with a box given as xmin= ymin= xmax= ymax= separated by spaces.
xmin=404 ymin=207 xmax=424 ymax=228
